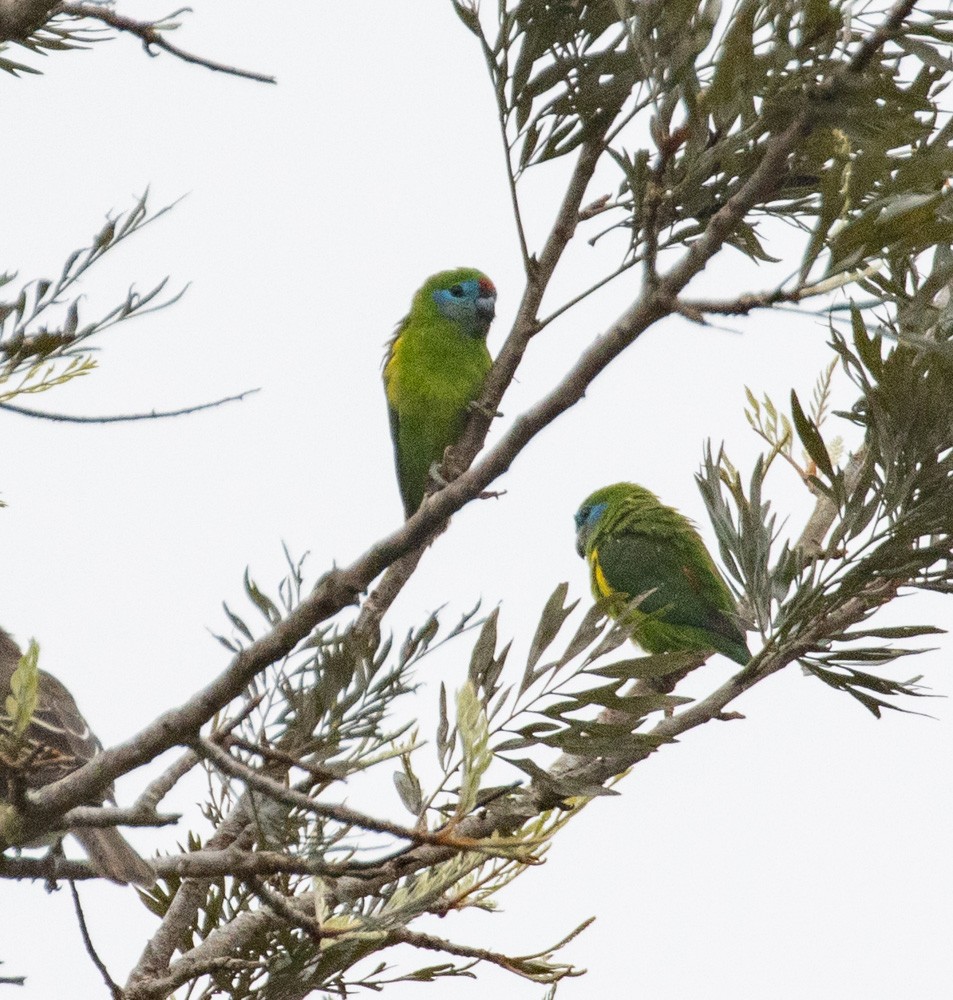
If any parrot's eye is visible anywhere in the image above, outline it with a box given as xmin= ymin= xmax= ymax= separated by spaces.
xmin=449 ymin=284 xmax=465 ymax=298
xmin=578 ymin=502 xmax=607 ymax=528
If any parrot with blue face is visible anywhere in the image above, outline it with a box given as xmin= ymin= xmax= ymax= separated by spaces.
xmin=383 ymin=268 xmax=496 ymax=518
xmin=574 ymin=482 xmax=751 ymax=665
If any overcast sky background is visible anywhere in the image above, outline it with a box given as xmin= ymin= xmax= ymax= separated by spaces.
xmin=0 ymin=2 xmax=951 ymax=997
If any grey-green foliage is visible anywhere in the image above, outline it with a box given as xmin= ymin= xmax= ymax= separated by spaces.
xmin=0 ymin=16 xmax=89 ymax=77
xmin=697 ymin=243 xmax=953 ymax=715
xmin=7 ymin=2 xmax=953 ymax=998
xmin=0 ymin=192 xmax=181 ymax=406
xmin=458 ymin=0 xmax=953 ymax=277
xmin=150 ymin=557 xmax=607 ymax=998
xmin=151 ymin=2 xmax=953 ymax=995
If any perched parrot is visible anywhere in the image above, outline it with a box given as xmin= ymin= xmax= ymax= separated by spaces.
xmin=574 ymin=482 xmax=751 ymax=665
xmin=0 ymin=628 xmax=155 ymax=885
xmin=383 ymin=268 xmax=496 ymax=518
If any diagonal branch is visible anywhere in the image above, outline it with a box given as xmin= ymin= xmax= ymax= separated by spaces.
xmin=21 ymin=75 xmax=815 ymax=830
xmin=354 ymin=127 xmax=613 ymax=642
xmin=137 ymin=576 xmax=881 ymax=1000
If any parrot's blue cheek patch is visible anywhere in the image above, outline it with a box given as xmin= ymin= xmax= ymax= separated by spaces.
xmin=586 ymin=502 xmax=607 ymax=527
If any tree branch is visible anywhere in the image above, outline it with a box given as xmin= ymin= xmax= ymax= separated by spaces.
xmin=15 ymin=51 xmax=821 ymax=836
xmin=193 ymin=736 xmax=506 ymax=851
xmin=69 ymin=880 xmax=122 ymax=999
xmin=62 ymin=804 xmax=179 ymax=829
xmin=53 ymin=2 xmax=276 ymax=83
xmin=795 ymin=449 xmax=868 ymax=557
xmin=1 ymin=847 xmax=347 ymax=882
xmin=0 ymin=388 xmax=259 ymax=423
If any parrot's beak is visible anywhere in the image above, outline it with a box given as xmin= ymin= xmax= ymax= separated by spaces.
xmin=476 ymin=293 xmax=496 ymax=323
xmin=575 ymin=528 xmax=586 ymax=558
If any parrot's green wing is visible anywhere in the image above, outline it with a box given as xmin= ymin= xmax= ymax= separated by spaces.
xmin=383 ymin=318 xmax=416 ymax=516
xmin=384 ymin=318 xmax=471 ymax=518
xmin=596 ymin=532 xmax=750 ymax=664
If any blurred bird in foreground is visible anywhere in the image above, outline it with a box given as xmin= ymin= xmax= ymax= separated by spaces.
xmin=574 ymin=482 xmax=751 ymax=665
xmin=0 ymin=627 xmax=154 ymax=885
xmin=383 ymin=267 xmax=496 ymax=517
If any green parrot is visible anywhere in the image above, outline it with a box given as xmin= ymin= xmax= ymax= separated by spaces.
xmin=383 ymin=268 xmax=496 ymax=518
xmin=574 ymin=482 xmax=751 ymax=665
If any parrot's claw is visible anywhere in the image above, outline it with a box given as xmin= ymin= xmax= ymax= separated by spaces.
xmin=427 ymin=461 xmax=450 ymax=490
xmin=425 ymin=460 xmax=504 ymax=505
xmin=468 ymin=400 xmax=503 ymax=420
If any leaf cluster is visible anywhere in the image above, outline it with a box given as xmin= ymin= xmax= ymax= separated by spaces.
xmin=699 ymin=245 xmax=953 ymax=715
xmin=466 ymin=0 xmax=953 ymax=284
xmin=0 ymin=639 xmax=40 ymax=792
xmin=148 ymin=556 xmax=592 ymax=997
xmin=0 ymin=17 xmax=93 ymax=77
xmin=0 ymin=192 xmax=182 ymax=406
xmin=466 ymin=0 xmax=641 ymax=172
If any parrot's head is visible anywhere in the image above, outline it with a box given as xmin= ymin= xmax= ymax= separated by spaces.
xmin=574 ymin=500 xmax=608 ymax=557
xmin=574 ymin=482 xmax=658 ymax=556
xmin=427 ymin=268 xmax=497 ymax=339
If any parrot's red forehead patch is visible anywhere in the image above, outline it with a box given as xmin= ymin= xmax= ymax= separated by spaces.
xmin=479 ymin=277 xmax=496 ymax=297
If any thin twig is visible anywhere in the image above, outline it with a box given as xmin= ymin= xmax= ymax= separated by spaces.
xmin=221 ymin=734 xmax=340 ymax=783
xmin=192 ymin=736 xmax=499 ymax=851
xmin=134 ymin=749 xmax=199 ymax=813
xmin=476 ymin=25 xmax=530 ymax=269
xmin=677 ymin=264 xmax=883 ymax=318
xmin=68 ymin=880 xmax=122 ymax=999
xmin=54 ymin=2 xmax=276 ymax=83
xmin=536 ymin=256 xmax=641 ymax=331
xmin=386 ymin=925 xmax=585 ymax=983
xmin=0 ymin=388 xmax=260 ymax=423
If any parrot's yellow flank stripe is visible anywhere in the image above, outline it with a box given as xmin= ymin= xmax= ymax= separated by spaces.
xmin=589 ymin=550 xmax=614 ymax=599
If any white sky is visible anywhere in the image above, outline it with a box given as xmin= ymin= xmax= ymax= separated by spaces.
xmin=0 ymin=2 xmax=951 ymax=998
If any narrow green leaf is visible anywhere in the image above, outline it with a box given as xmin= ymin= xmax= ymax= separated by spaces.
xmin=436 ymin=681 xmax=453 ymax=770
xmin=791 ymin=389 xmax=835 ymax=479
xmin=7 ymin=639 xmax=40 ymax=736
xmin=468 ymin=609 xmax=499 ymax=688
xmin=221 ymin=602 xmax=254 ymax=642
xmin=526 ymin=583 xmax=578 ymax=673
xmin=393 ymin=769 xmax=423 ymax=816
